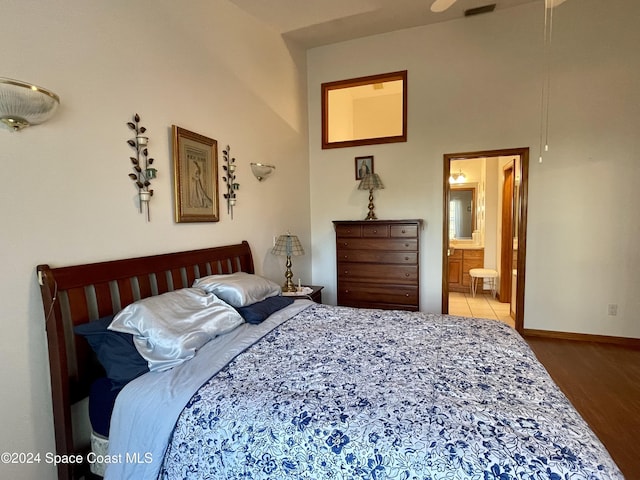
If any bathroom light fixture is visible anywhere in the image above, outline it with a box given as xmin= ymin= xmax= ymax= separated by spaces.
xmin=358 ymin=173 xmax=385 ymax=220
xmin=250 ymin=162 xmax=275 ymax=181
xmin=0 ymin=77 xmax=60 ymax=131
xmin=271 ymin=233 xmax=304 ymax=292
xmin=449 ymin=169 xmax=466 ymax=184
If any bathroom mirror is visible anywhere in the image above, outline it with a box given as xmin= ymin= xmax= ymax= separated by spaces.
xmin=449 ymin=185 xmax=476 ymax=240
xmin=321 ymin=70 xmax=407 ymax=149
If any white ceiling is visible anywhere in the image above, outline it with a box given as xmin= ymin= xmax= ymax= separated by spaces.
xmin=230 ymin=0 xmax=541 ymax=48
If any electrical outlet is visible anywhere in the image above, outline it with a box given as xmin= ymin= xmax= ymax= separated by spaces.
xmin=607 ymin=304 xmax=618 ymax=316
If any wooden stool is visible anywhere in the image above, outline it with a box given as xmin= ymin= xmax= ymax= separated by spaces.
xmin=469 ymin=268 xmax=498 ymax=297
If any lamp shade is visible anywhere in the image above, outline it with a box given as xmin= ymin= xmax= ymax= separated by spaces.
xmin=0 ymin=77 xmax=60 ymax=131
xmin=271 ymin=234 xmax=304 ymax=257
xmin=358 ymin=173 xmax=384 ymax=191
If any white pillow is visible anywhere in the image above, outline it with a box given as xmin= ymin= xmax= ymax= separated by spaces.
xmin=192 ymin=272 xmax=281 ymax=307
xmin=109 ymin=288 xmax=244 ymax=372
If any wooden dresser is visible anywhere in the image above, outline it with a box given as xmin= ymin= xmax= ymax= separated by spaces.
xmin=333 ymin=219 xmax=422 ymax=311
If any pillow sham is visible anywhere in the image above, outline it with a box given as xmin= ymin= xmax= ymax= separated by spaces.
xmin=108 ymin=288 xmax=244 ymax=372
xmin=193 ymin=272 xmax=281 ymax=307
xmin=236 ymin=295 xmax=294 ymax=324
xmin=74 ymin=316 xmax=149 ymax=390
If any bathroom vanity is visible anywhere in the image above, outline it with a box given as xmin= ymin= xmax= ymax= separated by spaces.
xmin=448 ymin=246 xmax=484 ymax=293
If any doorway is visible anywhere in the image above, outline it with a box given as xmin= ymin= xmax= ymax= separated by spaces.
xmin=441 ymin=148 xmax=529 ymax=334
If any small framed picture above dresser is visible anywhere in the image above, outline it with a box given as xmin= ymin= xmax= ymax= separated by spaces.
xmin=333 ymin=219 xmax=422 ymax=311
xmin=355 ymin=155 xmax=374 ymax=180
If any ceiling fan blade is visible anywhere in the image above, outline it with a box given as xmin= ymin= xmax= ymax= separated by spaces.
xmin=431 ymin=0 xmax=457 ymax=13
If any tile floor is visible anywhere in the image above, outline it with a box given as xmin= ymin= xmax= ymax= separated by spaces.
xmin=448 ymin=292 xmax=515 ymax=328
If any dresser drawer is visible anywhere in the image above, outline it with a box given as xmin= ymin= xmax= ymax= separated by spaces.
xmin=390 ymin=224 xmax=418 ymax=238
xmin=337 ymin=251 xmax=417 ymax=264
xmin=337 ymin=263 xmax=418 ymax=284
xmin=335 ymin=224 xmax=362 ymax=237
xmin=362 ymin=224 xmax=389 ymax=237
xmin=337 ymin=238 xmax=417 ymax=251
xmin=338 ymin=282 xmax=418 ymax=306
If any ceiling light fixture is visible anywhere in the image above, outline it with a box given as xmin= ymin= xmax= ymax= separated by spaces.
xmin=430 ymin=0 xmax=457 ymax=13
xmin=0 ymin=77 xmax=60 ymax=132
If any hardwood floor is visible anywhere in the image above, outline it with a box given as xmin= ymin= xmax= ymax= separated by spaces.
xmin=526 ymin=336 xmax=640 ymax=478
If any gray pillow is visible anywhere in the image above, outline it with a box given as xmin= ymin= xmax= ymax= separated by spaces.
xmin=193 ymin=272 xmax=281 ymax=307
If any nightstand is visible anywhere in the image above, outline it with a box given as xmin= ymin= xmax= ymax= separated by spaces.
xmin=287 ymin=285 xmax=324 ymax=303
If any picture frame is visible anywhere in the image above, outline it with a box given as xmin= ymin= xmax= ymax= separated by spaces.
xmin=172 ymin=125 xmax=219 ymax=223
xmin=355 ymin=155 xmax=374 ymax=180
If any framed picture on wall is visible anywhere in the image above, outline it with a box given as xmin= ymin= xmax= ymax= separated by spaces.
xmin=355 ymin=155 xmax=374 ymax=180
xmin=172 ymin=125 xmax=219 ymax=222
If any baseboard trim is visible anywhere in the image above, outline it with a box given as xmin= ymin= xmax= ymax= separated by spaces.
xmin=523 ymin=328 xmax=640 ymax=348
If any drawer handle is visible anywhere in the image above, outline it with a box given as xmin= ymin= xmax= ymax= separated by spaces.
xmin=405 ymin=256 xmax=409 ymax=260
xmin=373 ymin=229 xmax=377 ymax=233
xmin=343 ymin=242 xmax=349 ymax=246
xmin=404 ymin=243 xmax=409 ymax=247
xmin=405 ymin=273 xmax=410 ymax=277
xmin=344 ymin=270 xmax=349 ymax=275
xmin=343 ymin=255 xmax=349 ymax=259
xmin=405 ymin=293 xmax=410 ymax=297
xmin=402 ymin=229 xmax=406 ymax=233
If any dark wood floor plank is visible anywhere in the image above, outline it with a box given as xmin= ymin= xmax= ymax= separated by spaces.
xmin=526 ymin=336 xmax=640 ymax=479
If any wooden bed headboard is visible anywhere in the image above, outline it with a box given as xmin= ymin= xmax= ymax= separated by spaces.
xmin=36 ymin=241 xmax=255 ymax=480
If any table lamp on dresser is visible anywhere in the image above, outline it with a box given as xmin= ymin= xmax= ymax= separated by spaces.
xmin=358 ymin=173 xmax=384 ymax=220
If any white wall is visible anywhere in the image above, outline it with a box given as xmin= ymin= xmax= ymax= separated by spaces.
xmin=0 ymin=1 xmax=309 ymax=478
xmin=308 ymin=0 xmax=640 ymax=338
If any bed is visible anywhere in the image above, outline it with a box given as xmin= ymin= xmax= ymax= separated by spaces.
xmin=37 ymin=241 xmax=622 ymax=480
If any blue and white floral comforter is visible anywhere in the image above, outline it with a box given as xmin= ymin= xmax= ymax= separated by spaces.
xmin=158 ymin=304 xmax=621 ymax=479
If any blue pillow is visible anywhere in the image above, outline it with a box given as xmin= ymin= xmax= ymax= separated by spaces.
xmin=89 ymin=377 xmax=120 ymax=437
xmin=74 ymin=316 xmax=149 ymax=390
xmin=235 ymin=295 xmax=294 ymax=324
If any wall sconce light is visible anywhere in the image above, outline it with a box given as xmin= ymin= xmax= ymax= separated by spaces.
xmin=357 ymin=173 xmax=385 ymax=220
xmin=271 ymin=233 xmax=305 ymax=292
xmin=222 ymin=145 xmax=240 ymax=219
xmin=126 ymin=113 xmax=155 ymax=221
xmin=0 ymin=77 xmax=60 ymax=131
xmin=250 ymin=163 xmax=276 ymax=181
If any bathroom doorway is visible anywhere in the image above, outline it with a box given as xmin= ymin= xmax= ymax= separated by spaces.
xmin=441 ymin=148 xmax=529 ymax=334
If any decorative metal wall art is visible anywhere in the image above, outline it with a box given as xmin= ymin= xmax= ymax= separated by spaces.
xmin=222 ymin=145 xmax=240 ymax=219
xmin=127 ymin=113 xmax=156 ymax=221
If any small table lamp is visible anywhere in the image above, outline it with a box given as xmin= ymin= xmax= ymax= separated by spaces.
xmin=271 ymin=234 xmax=304 ymax=292
xmin=358 ymin=173 xmax=385 ymax=220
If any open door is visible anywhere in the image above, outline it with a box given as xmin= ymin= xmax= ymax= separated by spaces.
xmin=500 ymin=162 xmax=514 ymax=304
xmin=442 ymin=148 xmax=529 ymax=334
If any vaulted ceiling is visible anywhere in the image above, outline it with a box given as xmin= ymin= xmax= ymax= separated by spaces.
xmin=230 ymin=0 xmax=541 ymax=48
